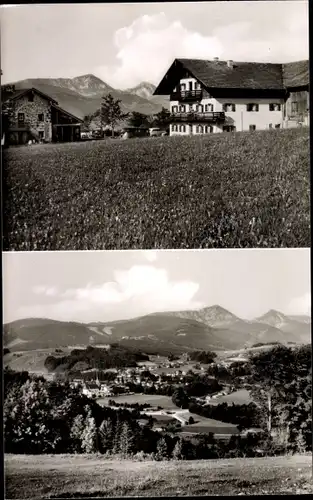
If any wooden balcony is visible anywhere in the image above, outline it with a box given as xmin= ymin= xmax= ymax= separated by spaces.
xmin=171 ymin=112 xmax=225 ymax=123
xmin=170 ymin=90 xmax=203 ymax=101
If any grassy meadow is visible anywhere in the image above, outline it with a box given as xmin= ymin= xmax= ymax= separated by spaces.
xmin=3 ymin=128 xmax=310 ymax=250
xmin=5 ymin=453 xmax=312 ymax=498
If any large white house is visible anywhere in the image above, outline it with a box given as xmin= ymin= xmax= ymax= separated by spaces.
xmin=154 ymin=58 xmax=309 ymax=136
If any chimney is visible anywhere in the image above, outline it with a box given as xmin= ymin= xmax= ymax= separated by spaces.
xmin=227 ymin=60 xmax=234 ymax=69
xmin=213 ymin=57 xmax=219 ymax=62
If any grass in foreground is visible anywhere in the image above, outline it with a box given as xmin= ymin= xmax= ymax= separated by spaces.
xmin=3 ymin=128 xmax=310 ymax=250
xmin=5 ymin=453 xmax=313 ymax=498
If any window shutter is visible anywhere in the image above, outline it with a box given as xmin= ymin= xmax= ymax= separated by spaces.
xmin=232 ymin=104 xmax=235 ymax=112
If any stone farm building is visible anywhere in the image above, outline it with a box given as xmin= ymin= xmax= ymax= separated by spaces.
xmin=1 ymin=85 xmax=83 ymax=145
xmin=154 ymin=58 xmax=309 ymax=136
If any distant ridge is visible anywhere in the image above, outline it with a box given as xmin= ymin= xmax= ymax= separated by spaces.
xmin=3 ymin=305 xmax=310 ymax=355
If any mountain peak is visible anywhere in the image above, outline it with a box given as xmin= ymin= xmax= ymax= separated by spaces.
xmin=125 ymin=81 xmax=156 ymax=99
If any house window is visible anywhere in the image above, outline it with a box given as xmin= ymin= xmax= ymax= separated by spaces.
xmin=275 ymin=124 xmax=281 ymax=129
xmin=38 ymin=113 xmax=44 ymax=121
xmin=28 ymin=93 xmax=34 ymax=102
xmin=247 ymin=103 xmax=259 ymax=112
xmin=205 ymin=125 xmax=213 ymax=133
xmin=180 ymin=83 xmax=186 ymax=91
xmin=18 ymin=113 xmax=25 ymax=124
xmin=195 ymin=82 xmax=201 ymax=90
xmin=172 ymin=124 xmax=178 ymax=132
xmin=223 ymin=125 xmax=236 ymax=132
xmin=205 ymin=104 xmax=213 ymax=112
xmin=172 ymin=105 xmax=178 ymax=113
xmin=196 ymin=104 xmax=203 ymax=113
xmin=291 ymin=102 xmax=298 ymax=113
xmin=223 ymin=103 xmax=236 ymax=112
xmin=196 ymin=125 xmax=203 ymax=134
xmin=180 ymin=124 xmax=186 ymax=132
xmin=249 ymin=124 xmax=256 ymax=131
xmin=269 ymin=124 xmax=273 ymax=129
xmin=269 ymin=103 xmax=281 ymax=111
xmin=179 ymin=105 xmax=186 ymax=113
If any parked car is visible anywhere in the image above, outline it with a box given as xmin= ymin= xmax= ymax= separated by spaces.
xmin=80 ymin=131 xmax=92 ymax=140
xmin=149 ymin=127 xmax=167 ymax=137
xmin=91 ymin=130 xmax=104 ymax=139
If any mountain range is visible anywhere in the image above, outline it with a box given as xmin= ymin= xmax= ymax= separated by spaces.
xmin=7 ymin=74 xmax=169 ymax=120
xmin=3 ymin=305 xmax=311 ymax=357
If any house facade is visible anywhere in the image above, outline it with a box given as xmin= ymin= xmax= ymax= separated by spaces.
xmin=154 ymin=58 xmax=309 ymax=136
xmin=1 ymin=86 xmax=83 ymax=145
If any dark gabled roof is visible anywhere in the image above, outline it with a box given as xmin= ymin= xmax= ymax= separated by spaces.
xmin=154 ymin=58 xmax=309 ymax=95
xmin=282 ymin=60 xmax=309 ymax=88
xmin=1 ymin=87 xmax=58 ymax=104
xmin=52 ymin=103 xmax=83 ymax=123
xmin=178 ymin=59 xmax=284 ymax=90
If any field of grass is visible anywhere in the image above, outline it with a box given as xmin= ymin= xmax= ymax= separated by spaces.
xmin=97 ymin=394 xmax=179 ymax=410
xmin=5 ymin=453 xmax=312 ymax=498
xmin=209 ymin=389 xmax=254 ymax=406
xmin=3 ymin=128 xmax=309 ymax=250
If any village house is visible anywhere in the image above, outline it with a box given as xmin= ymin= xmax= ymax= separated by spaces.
xmin=154 ymin=58 xmax=309 ymax=136
xmin=1 ymin=85 xmax=83 ymax=145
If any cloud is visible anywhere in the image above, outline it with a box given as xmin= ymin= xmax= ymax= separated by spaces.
xmin=20 ymin=265 xmax=203 ymax=322
xmin=95 ymin=10 xmax=308 ymax=88
xmin=288 ymin=292 xmax=311 ymax=316
xmin=95 ymin=12 xmax=222 ymax=88
xmin=32 ymin=285 xmax=59 ymax=297
xmin=143 ymin=250 xmax=158 ymax=263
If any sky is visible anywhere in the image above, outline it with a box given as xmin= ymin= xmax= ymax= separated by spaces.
xmin=2 ymin=249 xmax=310 ymax=324
xmin=0 ymin=1 xmax=309 ymax=88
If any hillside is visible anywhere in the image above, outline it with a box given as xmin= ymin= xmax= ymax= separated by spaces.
xmin=3 ymin=128 xmax=309 ymax=251
xmin=5 ymin=454 xmax=313 ymax=498
xmin=9 ymin=75 xmax=169 ymax=119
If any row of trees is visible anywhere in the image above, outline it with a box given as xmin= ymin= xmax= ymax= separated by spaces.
xmin=83 ymin=93 xmax=171 ymax=135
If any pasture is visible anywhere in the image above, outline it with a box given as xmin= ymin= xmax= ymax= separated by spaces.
xmin=3 ymin=128 xmax=310 ymax=250
xmin=5 ymin=453 xmax=312 ymax=497
xmin=97 ymin=393 xmax=179 ymax=410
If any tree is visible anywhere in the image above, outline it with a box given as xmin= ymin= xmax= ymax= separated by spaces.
xmin=119 ymin=421 xmax=135 ymax=457
xmin=127 ymin=111 xmax=150 ymax=128
xmin=188 ymin=416 xmax=195 ymax=425
xmin=249 ymin=345 xmax=297 ymax=434
xmin=172 ymin=387 xmax=189 ymax=409
xmin=155 ymin=437 xmax=168 ymax=460
xmin=172 ymin=438 xmax=184 ymax=460
xmin=81 ymin=412 xmax=99 ymax=453
xmin=154 ymin=107 xmax=171 ymax=129
xmin=99 ymin=418 xmax=114 ymax=453
xmin=82 ymin=113 xmax=93 ymax=132
xmin=100 ymin=93 xmax=129 ymax=136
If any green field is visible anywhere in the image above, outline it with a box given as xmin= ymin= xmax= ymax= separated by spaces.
xmin=98 ymin=394 xmax=179 ymax=410
xmin=3 ymin=128 xmax=309 ymax=250
xmin=5 ymin=453 xmax=312 ymax=498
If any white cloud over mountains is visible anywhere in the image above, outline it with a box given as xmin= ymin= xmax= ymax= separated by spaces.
xmin=95 ymin=8 xmax=308 ymax=88
xmin=23 ymin=265 xmax=203 ymax=322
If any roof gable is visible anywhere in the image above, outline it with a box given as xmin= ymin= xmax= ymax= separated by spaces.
xmin=52 ymin=103 xmax=83 ymax=123
xmin=1 ymin=87 xmax=58 ymax=104
xmin=154 ymin=58 xmax=309 ymax=95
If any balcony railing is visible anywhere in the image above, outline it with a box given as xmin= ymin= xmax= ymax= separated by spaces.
xmin=171 ymin=112 xmax=225 ymax=123
xmin=170 ymin=90 xmax=203 ymax=101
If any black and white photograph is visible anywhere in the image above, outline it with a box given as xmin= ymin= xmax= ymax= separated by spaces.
xmin=1 ymin=1 xmax=311 ymax=499
xmin=3 ymin=248 xmax=312 ymax=496
xmin=1 ymin=1 xmax=310 ymax=250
